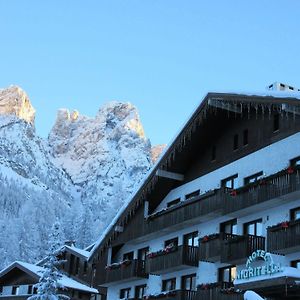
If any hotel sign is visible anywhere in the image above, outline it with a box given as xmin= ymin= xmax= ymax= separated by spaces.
xmin=236 ymin=249 xmax=283 ymax=280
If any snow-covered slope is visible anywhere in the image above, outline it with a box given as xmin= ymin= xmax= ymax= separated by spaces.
xmin=0 ymin=86 xmax=163 ymax=269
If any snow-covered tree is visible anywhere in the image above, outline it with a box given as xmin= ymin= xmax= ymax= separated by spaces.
xmin=28 ymin=221 xmax=69 ymax=300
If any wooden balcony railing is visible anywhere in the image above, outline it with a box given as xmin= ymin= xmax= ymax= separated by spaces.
xmin=224 ymin=166 xmax=300 ymax=214
xmin=221 ymin=234 xmax=265 ymax=264
xmin=116 ymin=168 xmax=300 ymax=245
xmin=143 ymin=290 xmax=197 ymax=300
xmin=146 ymin=189 xmax=224 ymax=234
xmin=146 ymin=245 xmax=199 ymax=274
xmin=104 ymin=259 xmax=147 ymax=284
xmin=199 ymin=233 xmax=222 ymax=262
xmin=197 ymin=283 xmax=244 ymax=300
xmin=267 ymin=219 xmax=300 ymax=254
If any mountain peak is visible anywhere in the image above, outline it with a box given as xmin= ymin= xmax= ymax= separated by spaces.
xmin=96 ymin=101 xmax=146 ymax=139
xmin=0 ymin=85 xmax=35 ymax=124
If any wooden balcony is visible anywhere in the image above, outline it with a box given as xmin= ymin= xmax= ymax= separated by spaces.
xmin=221 ymin=234 xmax=265 ymax=264
xmin=146 ymin=245 xmax=199 ymax=275
xmin=146 ymin=189 xmax=225 ymax=234
xmin=267 ymin=219 xmax=300 ymax=254
xmin=104 ymin=259 xmax=147 ymax=285
xmin=199 ymin=234 xmax=222 ymax=262
xmin=224 ymin=166 xmax=300 ymax=214
xmin=197 ymin=283 xmax=243 ymax=300
xmin=143 ymin=290 xmax=197 ymax=300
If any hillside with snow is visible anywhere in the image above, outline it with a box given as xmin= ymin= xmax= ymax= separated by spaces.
xmin=0 ymin=86 xmax=163 ymax=269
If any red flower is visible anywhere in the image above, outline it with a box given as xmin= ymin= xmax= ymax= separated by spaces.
xmin=230 ymin=190 xmax=237 ymax=196
xmin=202 ymin=236 xmax=209 ymax=242
xmin=281 ymin=221 xmax=289 ymax=228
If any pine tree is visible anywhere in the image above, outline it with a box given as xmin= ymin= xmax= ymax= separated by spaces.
xmin=28 ymin=221 xmax=69 ymax=300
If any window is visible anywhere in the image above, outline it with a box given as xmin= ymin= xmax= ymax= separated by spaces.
xmin=12 ymin=286 xmax=20 ymax=295
xmin=138 ymin=247 xmax=149 ymax=261
xmin=273 ymin=113 xmax=280 ymax=132
xmin=135 ymin=284 xmax=146 ymax=298
xmin=220 ymin=219 xmax=237 ymax=235
xmin=291 ymin=260 xmax=300 ymax=269
xmin=183 ymin=231 xmax=198 ymax=247
xmin=181 ymin=273 xmax=196 ymax=291
xmin=291 ymin=156 xmax=300 ymax=167
xmin=0 ymin=286 xmax=2 ymax=295
xmin=244 ymin=171 xmax=264 ymax=185
xmin=69 ymin=254 xmax=75 ymax=274
xmin=291 ymin=207 xmax=300 ymax=221
xmin=123 ymin=251 xmax=134 ymax=261
xmin=244 ymin=219 xmax=263 ymax=236
xmin=211 ymin=145 xmax=216 ymax=161
xmin=185 ymin=190 xmax=200 ymax=200
xmin=83 ymin=261 xmax=88 ymax=275
xmin=27 ymin=285 xmax=33 ymax=295
xmin=221 ymin=174 xmax=238 ymax=189
xmin=233 ymin=134 xmax=239 ymax=150
xmin=243 ymin=129 xmax=248 ymax=146
xmin=218 ymin=266 xmax=236 ymax=283
xmin=75 ymin=257 xmax=80 ymax=275
xmin=120 ymin=288 xmax=131 ymax=299
xmin=167 ymin=198 xmax=180 ymax=208
xmin=162 ymin=278 xmax=176 ymax=291
xmin=164 ymin=237 xmax=178 ymax=248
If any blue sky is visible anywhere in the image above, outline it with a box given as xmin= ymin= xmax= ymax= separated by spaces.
xmin=0 ymin=1 xmax=299 ymax=145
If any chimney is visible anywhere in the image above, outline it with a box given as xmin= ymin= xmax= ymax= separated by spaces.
xmin=64 ymin=240 xmax=76 ymax=247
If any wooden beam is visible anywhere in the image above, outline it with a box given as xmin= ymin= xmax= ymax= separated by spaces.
xmin=208 ymin=98 xmax=242 ymax=113
xmin=155 ymin=169 xmax=184 ymax=181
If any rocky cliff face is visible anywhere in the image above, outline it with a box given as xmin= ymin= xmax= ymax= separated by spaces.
xmin=0 ymin=86 xmax=35 ymax=124
xmin=48 ymin=101 xmax=154 ymax=234
xmin=0 ymin=86 xmax=164 ymax=268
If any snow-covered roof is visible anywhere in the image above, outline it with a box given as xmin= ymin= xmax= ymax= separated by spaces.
xmin=88 ymin=90 xmax=300 ymax=260
xmin=207 ymin=89 xmax=300 ymax=100
xmin=63 ymin=245 xmax=90 ymax=259
xmin=0 ymin=261 xmax=98 ymax=294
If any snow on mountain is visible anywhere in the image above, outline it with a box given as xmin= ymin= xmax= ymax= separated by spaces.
xmin=48 ymin=101 xmax=154 ymax=238
xmin=0 ymin=86 xmax=164 ymax=269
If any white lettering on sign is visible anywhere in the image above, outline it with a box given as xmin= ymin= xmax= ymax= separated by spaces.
xmin=237 ymin=249 xmax=283 ymax=280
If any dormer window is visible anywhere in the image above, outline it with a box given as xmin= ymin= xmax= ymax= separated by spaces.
xmin=167 ymin=198 xmax=180 ymax=208
xmin=185 ymin=190 xmax=200 ymax=200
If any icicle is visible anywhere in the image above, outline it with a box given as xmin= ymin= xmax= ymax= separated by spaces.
xmin=247 ymin=103 xmax=250 ymax=119
xmin=255 ymin=104 xmax=258 ymax=119
xmin=261 ymin=104 xmax=265 ymax=120
xmin=268 ymin=105 xmax=271 ymax=120
xmin=240 ymin=103 xmax=243 ymax=119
